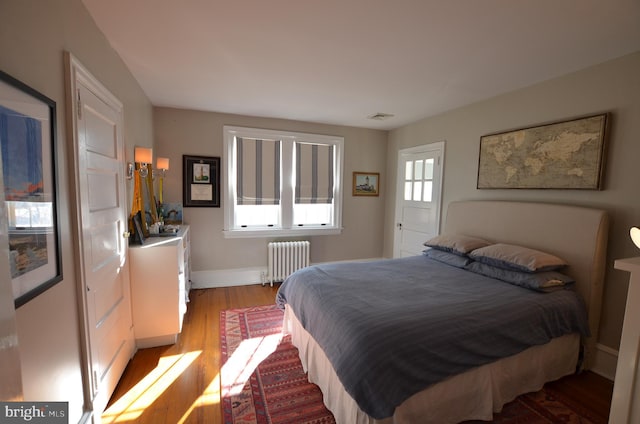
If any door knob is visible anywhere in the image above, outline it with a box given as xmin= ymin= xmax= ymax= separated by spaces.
xmin=123 ymin=231 xmax=131 ymax=238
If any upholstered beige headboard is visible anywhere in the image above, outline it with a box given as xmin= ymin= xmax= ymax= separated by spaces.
xmin=444 ymin=200 xmax=609 ymax=369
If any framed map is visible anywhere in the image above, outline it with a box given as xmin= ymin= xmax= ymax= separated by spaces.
xmin=477 ymin=113 xmax=608 ymax=190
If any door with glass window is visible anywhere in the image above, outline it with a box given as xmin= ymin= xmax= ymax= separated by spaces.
xmin=394 ymin=142 xmax=444 ymax=257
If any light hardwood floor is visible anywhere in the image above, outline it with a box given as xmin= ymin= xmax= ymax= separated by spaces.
xmin=102 ymin=284 xmax=613 ymax=423
xmin=103 ymin=285 xmax=280 ymax=424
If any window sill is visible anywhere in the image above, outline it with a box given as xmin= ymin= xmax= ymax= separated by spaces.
xmin=223 ymin=226 xmax=343 ymax=239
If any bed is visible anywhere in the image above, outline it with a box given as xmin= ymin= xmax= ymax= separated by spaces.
xmin=275 ymin=200 xmax=609 ymax=424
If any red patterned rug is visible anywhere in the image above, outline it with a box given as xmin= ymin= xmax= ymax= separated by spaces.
xmin=221 ymin=305 xmax=335 ymax=423
xmin=220 ymin=305 xmax=606 ymax=424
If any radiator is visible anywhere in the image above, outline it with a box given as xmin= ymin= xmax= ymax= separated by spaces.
xmin=266 ymin=241 xmax=310 ymax=286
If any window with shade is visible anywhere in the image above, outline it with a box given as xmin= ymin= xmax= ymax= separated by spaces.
xmin=223 ymin=126 xmax=344 ymax=237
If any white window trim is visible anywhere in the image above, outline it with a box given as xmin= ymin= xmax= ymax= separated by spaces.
xmin=223 ymin=125 xmax=344 ymax=238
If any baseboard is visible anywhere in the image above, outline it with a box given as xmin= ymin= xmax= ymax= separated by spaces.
xmin=191 ymin=267 xmax=267 ymax=288
xmin=135 ymin=334 xmax=178 ymax=349
xmin=591 ymin=343 xmax=618 ymax=381
xmin=191 ymin=258 xmax=383 ymax=289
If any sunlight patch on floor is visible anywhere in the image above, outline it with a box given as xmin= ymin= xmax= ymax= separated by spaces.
xmin=221 ymin=334 xmax=282 ymax=396
xmin=102 ymin=350 xmax=201 ymax=423
xmin=177 ymin=373 xmax=221 ymax=423
xmin=177 ymin=332 xmax=283 ymax=422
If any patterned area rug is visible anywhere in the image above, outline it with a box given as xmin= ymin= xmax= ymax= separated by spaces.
xmin=220 ymin=305 xmax=605 ymax=424
xmin=466 ymin=388 xmax=605 ymax=423
xmin=221 ymin=305 xmax=335 ymax=423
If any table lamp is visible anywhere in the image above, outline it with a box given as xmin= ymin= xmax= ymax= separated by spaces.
xmin=631 ymin=227 xmax=640 ymax=249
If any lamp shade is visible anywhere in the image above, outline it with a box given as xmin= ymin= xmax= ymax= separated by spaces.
xmin=156 ymin=157 xmax=170 ymax=170
xmin=134 ymin=147 xmax=153 ymax=164
xmin=631 ymin=227 xmax=640 ymax=249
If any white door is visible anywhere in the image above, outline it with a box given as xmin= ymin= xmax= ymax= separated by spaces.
xmin=393 ymin=142 xmax=444 ymax=257
xmin=67 ymin=54 xmax=134 ymax=419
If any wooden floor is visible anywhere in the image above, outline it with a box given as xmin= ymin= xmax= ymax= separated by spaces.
xmin=102 ymin=284 xmax=613 ymax=423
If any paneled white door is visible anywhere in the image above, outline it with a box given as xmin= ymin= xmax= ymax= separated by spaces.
xmin=393 ymin=142 xmax=444 ymax=258
xmin=67 ymin=54 xmax=134 ymax=420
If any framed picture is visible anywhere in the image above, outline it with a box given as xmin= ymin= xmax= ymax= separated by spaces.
xmin=132 ymin=211 xmax=146 ymax=245
xmin=353 ymin=172 xmax=380 ymax=196
xmin=159 ymin=202 xmax=183 ymax=225
xmin=183 ymin=155 xmax=220 ymax=207
xmin=0 ymin=70 xmax=62 ymax=308
xmin=477 ymin=113 xmax=608 ymax=189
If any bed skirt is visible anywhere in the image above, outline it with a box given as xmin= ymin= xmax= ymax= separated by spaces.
xmin=283 ymin=305 xmax=580 ymax=424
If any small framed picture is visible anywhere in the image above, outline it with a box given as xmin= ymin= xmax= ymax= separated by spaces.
xmin=183 ymin=155 xmax=221 ymax=207
xmin=132 ymin=211 xmax=146 ymax=245
xmin=353 ymin=172 xmax=380 ymax=196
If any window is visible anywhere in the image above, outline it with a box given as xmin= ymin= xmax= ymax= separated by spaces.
xmin=223 ymin=126 xmax=343 ymax=237
xmin=404 ymin=158 xmax=434 ymax=202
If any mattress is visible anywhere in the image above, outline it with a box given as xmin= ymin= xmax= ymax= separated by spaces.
xmin=276 ymin=255 xmax=589 ymax=419
xmin=284 ymin=305 xmax=580 ymax=424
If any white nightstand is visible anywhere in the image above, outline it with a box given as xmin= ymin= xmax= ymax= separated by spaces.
xmin=610 ymin=257 xmax=640 ymax=423
xmin=129 ymin=225 xmax=191 ymax=348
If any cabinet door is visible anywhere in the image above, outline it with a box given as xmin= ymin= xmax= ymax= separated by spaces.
xmin=182 ymin=228 xmax=191 ymax=297
xmin=130 ymin=243 xmax=181 ymax=340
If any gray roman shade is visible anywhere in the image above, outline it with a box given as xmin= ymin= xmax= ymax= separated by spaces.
xmin=236 ymin=137 xmax=281 ymax=205
xmin=295 ymin=141 xmax=334 ymax=204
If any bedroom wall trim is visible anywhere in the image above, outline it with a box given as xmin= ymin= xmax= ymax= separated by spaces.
xmin=191 ymin=268 xmax=264 ymax=288
xmin=592 ymin=343 xmax=618 ymax=381
xmin=191 ymin=258 xmax=383 ymax=288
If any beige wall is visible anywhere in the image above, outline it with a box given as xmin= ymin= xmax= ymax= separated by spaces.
xmin=154 ymin=107 xmax=388 ymax=272
xmin=2 ymin=0 xmax=637 ymax=418
xmin=384 ymin=52 xmax=640 ymax=351
xmin=0 ymin=0 xmax=153 ymax=421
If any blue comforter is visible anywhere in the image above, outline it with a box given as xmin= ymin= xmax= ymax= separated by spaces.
xmin=275 ymin=256 xmax=589 ymax=419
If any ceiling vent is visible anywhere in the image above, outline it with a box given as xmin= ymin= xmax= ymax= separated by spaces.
xmin=367 ymin=112 xmax=395 ymax=121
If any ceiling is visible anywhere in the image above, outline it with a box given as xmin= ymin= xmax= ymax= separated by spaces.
xmin=82 ymin=0 xmax=640 ymax=130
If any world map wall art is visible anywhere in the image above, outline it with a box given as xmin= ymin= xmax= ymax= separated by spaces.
xmin=477 ymin=113 xmax=608 ymax=190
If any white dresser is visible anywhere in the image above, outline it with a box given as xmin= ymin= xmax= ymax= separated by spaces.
xmin=610 ymin=257 xmax=640 ymax=424
xmin=129 ymin=225 xmax=191 ymax=348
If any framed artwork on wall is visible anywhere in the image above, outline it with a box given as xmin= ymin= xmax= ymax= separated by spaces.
xmin=477 ymin=113 xmax=608 ymax=190
xmin=183 ymin=155 xmax=221 ymax=207
xmin=0 ymin=70 xmax=62 ymax=308
xmin=132 ymin=211 xmax=146 ymax=245
xmin=353 ymin=172 xmax=380 ymax=196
